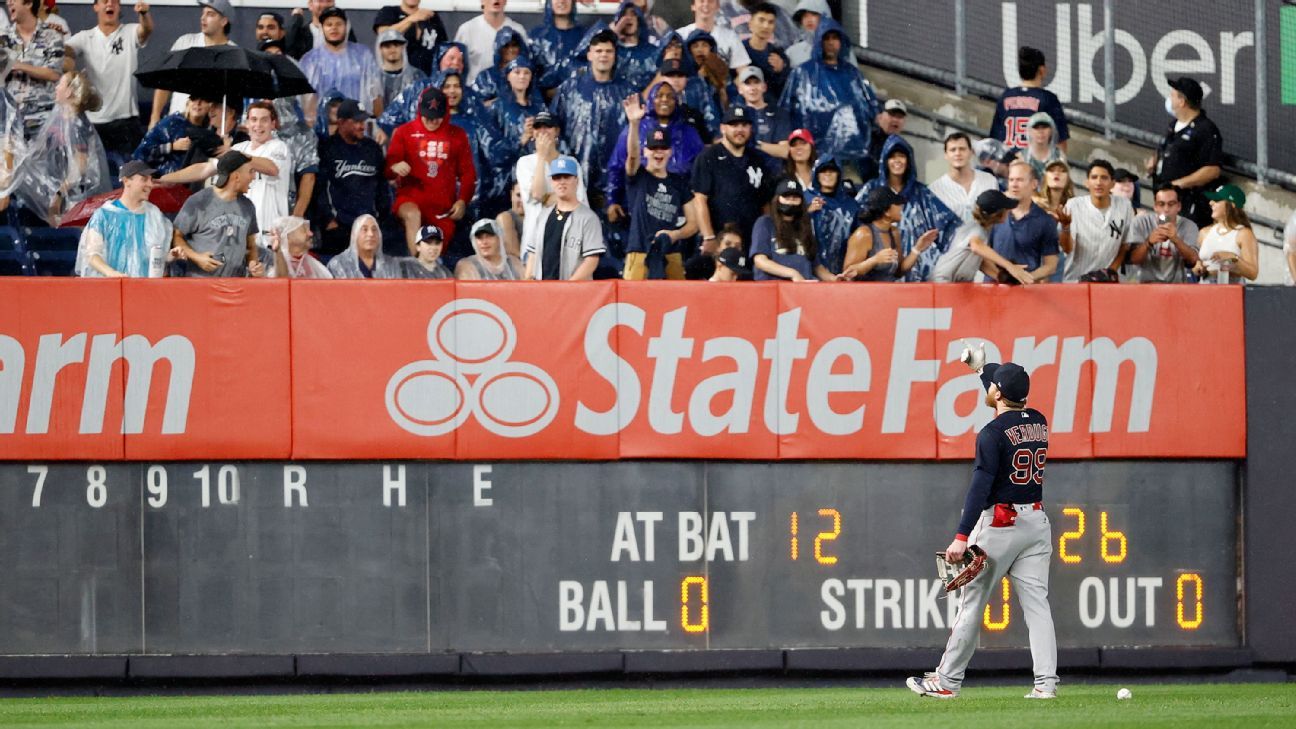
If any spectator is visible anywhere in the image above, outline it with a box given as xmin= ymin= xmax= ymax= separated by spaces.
xmin=838 ymin=188 xmax=905 ymax=281
xmin=1285 ymin=209 xmax=1296 ymax=286
xmin=516 ymin=110 xmax=589 ymax=263
xmin=254 ymin=11 xmax=285 ymax=45
xmin=806 ymin=155 xmax=857 ymax=277
xmin=454 ymin=0 xmax=526 ymax=86
xmin=735 ymin=66 xmax=791 ymax=159
xmin=8 ymin=69 xmax=107 ymax=224
xmin=990 ymin=46 xmax=1069 ymax=152
xmin=611 ymin=1 xmax=657 ymax=92
xmin=376 ymin=29 xmax=427 ymax=109
xmin=402 ymin=224 xmax=453 ymax=278
xmin=38 ymin=0 xmax=67 ymax=36
xmin=524 ymin=155 xmax=604 ymax=280
xmin=1112 ymin=168 xmax=1141 ymax=211
xmin=469 ymin=26 xmax=533 ymax=106
xmin=628 ymin=0 xmax=670 ymax=43
xmin=372 ymin=0 xmax=446 ymax=75
xmin=1150 ymin=77 xmax=1223 ymax=229
xmin=778 ymin=17 xmax=877 ymax=173
xmin=932 ymin=188 xmax=1032 ymax=284
xmin=148 ymin=0 xmax=232 ymax=130
xmin=490 ymin=56 xmax=543 ymax=165
xmin=865 ymin=98 xmax=906 ymax=180
xmin=605 ymin=80 xmax=704 ymax=217
xmin=855 ymin=134 xmax=958 ymax=281
xmin=786 ymin=0 xmax=831 ymax=68
xmin=316 ymin=98 xmax=390 ymax=256
xmin=434 ymin=68 xmax=510 ymax=222
xmin=721 ymin=0 xmax=798 ymax=46
xmin=1033 ymin=158 xmax=1074 ymax=222
xmin=259 ymin=78 xmax=319 ymax=222
xmin=75 ymin=160 xmax=171 ymax=277
xmin=1058 ymin=159 xmax=1134 ymax=283
xmin=691 ymin=104 xmax=775 ymax=251
xmin=1193 ymin=184 xmax=1258 ymax=284
xmin=170 ymin=150 xmax=261 ymax=278
xmin=267 ymin=215 xmax=331 ymax=278
xmin=233 ymin=101 xmax=291 ymax=246
xmin=377 ymin=44 xmax=484 ymax=133
xmin=988 ymin=160 xmax=1059 ymax=284
xmin=495 ymin=181 xmax=524 ymax=258
xmin=678 ymin=0 xmax=750 ymax=70
xmin=132 ymin=95 xmax=213 ymax=175
xmin=529 ymin=0 xmax=586 ymax=97
xmin=300 ymin=7 xmax=383 ymax=126
xmin=0 ymin=51 xmax=23 ymax=204
xmin=1126 ymin=183 xmax=1199 ymax=283
xmin=709 ymin=244 xmax=750 ymax=281
xmin=284 ymin=0 xmax=356 ymax=60
xmin=652 ymin=36 xmax=719 ymax=141
xmin=387 ymin=86 xmax=475 ymax=254
xmin=2 ymin=0 xmax=63 ymax=140
xmin=751 ymin=177 xmax=825 ymax=280
xmin=741 ymin=2 xmax=789 ymax=102
xmin=929 ymin=132 xmax=999 ymax=223
xmin=64 ymin=0 xmax=150 ymax=163
xmin=1022 ymin=111 xmax=1064 ymax=182
xmin=549 ymin=26 xmax=633 ymax=210
xmin=783 ymin=127 xmax=815 ymax=189
xmin=327 ymin=213 xmax=402 ymax=278
xmin=684 ymin=29 xmax=729 ymax=112
xmin=621 ymin=122 xmax=696 ymax=280
xmin=457 ymin=218 xmax=524 ymax=279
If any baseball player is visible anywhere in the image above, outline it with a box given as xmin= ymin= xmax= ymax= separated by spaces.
xmin=907 ymin=343 xmax=1058 ymax=699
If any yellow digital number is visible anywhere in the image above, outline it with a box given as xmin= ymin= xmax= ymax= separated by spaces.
xmin=1176 ymin=573 xmax=1203 ymax=630
xmin=983 ymin=577 xmax=1011 ymax=631
xmin=680 ymin=576 xmax=709 ymax=633
xmin=1058 ymin=507 xmax=1085 ymax=564
xmin=789 ymin=512 xmax=799 ymax=561
xmin=814 ymin=508 xmax=841 ymax=565
xmin=1099 ymin=511 xmax=1128 ymax=564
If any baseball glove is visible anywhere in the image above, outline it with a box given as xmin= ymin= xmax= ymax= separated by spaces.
xmin=936 ymin=545 xmax=988 ymax=592
xmin=1079 ymin=268 xmax=1118 ymax=283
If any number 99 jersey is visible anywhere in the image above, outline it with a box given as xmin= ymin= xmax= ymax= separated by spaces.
xmin=980 ymin=408 xmax=1049 ymax=502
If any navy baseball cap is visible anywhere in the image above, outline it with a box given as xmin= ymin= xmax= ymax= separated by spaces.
xmin=416 ymin=225 xmax=443 ymax=243
xmin=722 ymin=105 xmax=753 ymax=125
xmin=317 ymin=6 xmax=346 ymax=23
xmin=532 ymin=110 xmax=558 ymax=128
xmin=418 ymin=86 xmax=447 ymax=120
xmin=981 ymin=362 xmax=1030 ymax=403
xmin=645 ymin=127 xmax=672 ymax=150
xmin=335 ymin=98 xmax=369 ymax=122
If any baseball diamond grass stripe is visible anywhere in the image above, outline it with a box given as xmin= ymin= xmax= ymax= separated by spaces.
xmin=0 ymin=684 xmax=1293 ymax=728
xmin=1285 ymin=5 xmax=1296 ymax=105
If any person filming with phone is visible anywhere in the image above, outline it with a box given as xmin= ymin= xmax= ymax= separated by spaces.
xmin=1127 ymin=183 xmax=1199 ymax=283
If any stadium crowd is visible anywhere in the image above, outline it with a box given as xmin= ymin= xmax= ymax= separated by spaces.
xmin=0 ymin=0 xmax=1288 ymax=285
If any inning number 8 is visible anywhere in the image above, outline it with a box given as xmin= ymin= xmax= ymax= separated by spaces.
xmin=1009 ymin=448 xmax=1046 ymax=486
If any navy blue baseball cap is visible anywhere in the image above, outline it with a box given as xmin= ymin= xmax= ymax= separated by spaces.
xmin=981 ymin=362 xmax=1030 ymax=403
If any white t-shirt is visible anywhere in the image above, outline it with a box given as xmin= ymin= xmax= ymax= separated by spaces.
xmin=233 ymin=137 xmax=292 ymax=243
xmin=167 ymin=33 xmax=235 ymax=117
xmin=676 ymin=22 xmax=751 ymax=69
xmin=928 ymin=170 xmax=999 ymax=223
xmin=1062 ymin=194 xmax=1133 ymax=282
xmin=515 ymin=152 xmax=587 ymax=263
xmin=453 ymin=15 xmax=526 ymax=85
xmin=67 ymin=23 xmax=145 ymax=124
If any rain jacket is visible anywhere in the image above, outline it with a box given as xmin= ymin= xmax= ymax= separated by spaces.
xmin=778 ymin=18 xmax=878 ymax=165
xmin=433 ymin=69 xmax=509 ymax=212
xmin=855 ymin=135 xmax=961 ymax=282
xmin=786 ymin=0 xmax=832 ymax=67
xmin=549 ymin=23 xmax=635 ymax=200
xmin=326 ymin=215 xmax=403 ymax=279
xmin=469 ymin=27 xmax=542 ymax=106
xmin=806 ymin=156 xmax=860 ymax=275
xmin=1022 ymin=111 xmax=1066 ymax=182
xmin=613 ymin=1 xmax=659 ymax=91
xmin=486 ymin=69 xmax=543 ymax=210
xmin=377 ymin=43 xmax=485 ymax=133
xmin=386 ymin=83 xmax=478 ymax=215
xmin=133 ymin=111 xmax=205 ymax=175
xmin=656 ymin=31 xmax=722 ymax=140
xmin=13 ymin=104 xmax=109 ymax=226
xmin=529 ymin=0 xmax=588 ymax=93
xmin=75 ymin=199 xmax=171 ymax=278
xmin=604 ymin=81 xmax=705 ymax=208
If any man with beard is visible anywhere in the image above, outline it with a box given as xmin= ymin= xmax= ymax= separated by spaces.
xmin=691 ymin=105 xmax=775 ymax=252
xmin=317 ymin=99 xmax=390 ymax=256
xmin=300 ymin=7 xmax=383 ymax=127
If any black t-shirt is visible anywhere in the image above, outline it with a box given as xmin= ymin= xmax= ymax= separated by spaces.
xmin=626 ymin=168 xmax=691 ymax=254
xmin=690 ymin=143 xmax=776 ymax=244
xmin=750 ymin=105 xmax=792 ymax=147
xmin=542 ymin=206 xmax=565 ymax=280
xmin=1154 ymin=112 xmax=1224 ymax=192
xmin=373 ymin=5 xmax=448 ymax=74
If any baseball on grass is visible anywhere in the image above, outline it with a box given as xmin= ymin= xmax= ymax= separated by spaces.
xmin=1117 ymin=688 xmax=1132 ymax=700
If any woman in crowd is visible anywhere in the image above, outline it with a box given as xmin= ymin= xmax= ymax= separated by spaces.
xmin=806 ymin=155 xmax=857 ymax=277
xmin=269 ymin=216 xmax=332 ymax=279
xmin=854 ymin=134 xmax=959 ymax=281
xmin=9 ymin=69 xmax=107 ymax=225
xmin=1033 ymin=158 xmax=1074 ymax=225
xmin=783 ymin=128 xmax=815 ymax=191
xmin=495 ymin=181 xmax=525 ymax=259
xmin=1194 ymin=184 xmax=1259 ymax=284
xmin=839 ymin=187 xmax=934 ymax=282
xmin=751 ymin=178 xmax=827 ymax=281
xmin=327 ymin=213 xmax=402 ymax=278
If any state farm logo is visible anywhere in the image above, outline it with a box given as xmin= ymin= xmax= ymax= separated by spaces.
xmin=385 ymin=299 xmax=560 ymax=437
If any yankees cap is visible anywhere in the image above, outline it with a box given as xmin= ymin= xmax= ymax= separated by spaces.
xmin=377 ymin=28 xmax=406 ymax=45
xmin=722 ymin=105 xmax=753 ymax=125
xmin=532 ymin=110 xmax=558 ymax=128
xmin=645 ymin=127 xmax=672 ymax=150
xmin=775 ymin=178 xmax=804 ymax=198
xmin=416 ymin=225 xmax=444 ymax=243
xmin=736 ymin=66 xmax=764 ymax=84
xmin=981 ymin=362 xmax=1030 ymax=403
xmin=335 ymin=98 xmax=370 ymax=122
xmin=717 ymin=247 xmax=751 ymax=277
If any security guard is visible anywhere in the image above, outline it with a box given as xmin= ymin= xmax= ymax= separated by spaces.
xmin=1149 ymin=77 xmax=1224 ymax=229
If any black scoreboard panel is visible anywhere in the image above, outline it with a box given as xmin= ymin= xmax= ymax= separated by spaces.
xmin=0 ymin=461 xmax=1238 ymax=655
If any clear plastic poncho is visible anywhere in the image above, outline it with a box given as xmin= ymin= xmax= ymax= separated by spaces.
xmin=12 ymin=103 xmax=109 ymax=226
xmin=0 ymin=86 xmax=25 ymax=200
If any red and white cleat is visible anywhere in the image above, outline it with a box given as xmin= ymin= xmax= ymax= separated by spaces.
xmin=906 ymin=675 xmax=958 ymax=699
xmin=1024 ymin=687 xmax=1058 ymax=699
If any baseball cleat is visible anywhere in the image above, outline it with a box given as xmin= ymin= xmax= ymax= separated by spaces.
xmin=1024 ymin=687 xmax=1058 ymax=699
xmin=907 ymin=675 xmax=957 ymax=699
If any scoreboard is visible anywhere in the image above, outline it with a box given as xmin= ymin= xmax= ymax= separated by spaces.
xmin=0 ymin=460 xmax=1237 ymax=656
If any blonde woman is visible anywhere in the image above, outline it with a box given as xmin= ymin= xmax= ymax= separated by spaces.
xmin=1033 ymin=158 xmax=1074 ymax=225
xmin=9 ymin=69 xmax=108 ymax=224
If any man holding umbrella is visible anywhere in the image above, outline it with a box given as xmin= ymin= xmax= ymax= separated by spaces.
xmin=148 ymin=0 xmax=234 ymax=131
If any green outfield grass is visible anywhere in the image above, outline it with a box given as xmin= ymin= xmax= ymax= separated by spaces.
xmin=0 ymin=683 xmax=1292 ymax=728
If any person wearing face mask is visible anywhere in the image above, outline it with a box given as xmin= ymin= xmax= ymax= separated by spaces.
xmin=750 ymin=178 xmax=828 ymax=281
xmin=1148 ymin=76 xmax=1222 ymax=229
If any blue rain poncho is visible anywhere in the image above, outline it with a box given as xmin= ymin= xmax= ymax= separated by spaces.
xmin=300 ymin=41 xmax=383 ymax=124
xmin=603 ymin=81 xmax=704 ymax=208
xmin=529 ymin=0 xmax=588 ymax=94
xmin=75 ymin=199 xmax=172 ymax=277
xmin=549 ymin=23 xmax=635 ymax=198
xmin=12 ymin=103 xmax=109 ymax=226
xmin=490 ymin=58 xmax=545 ymax=170
xmin=377 ymin=43 xmax=485 ymax=133
xmin=655 ymin=31 xmax=722 ymax=140
xmin=806 ymin=155 xmax=860 ymax=275
xmin=778 ymin=18 xmax=878 ymax=167
xmin=612 ymin=1 xmax=659 ymax=91
xmin=720 ymin=0 xmax=799 ymax=49
xmin=469 ymin=27 xmax=542 ymax=106
xmin=132 ymin=111 xmax=200 ymax=175
xmin=855 ymin=134 xmax=961 ymax=282
xmin=431 ymin=69 xmax=510 ymax=214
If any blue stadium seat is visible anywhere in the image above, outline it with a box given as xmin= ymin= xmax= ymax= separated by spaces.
xmin=0 ymin=225 xmax=28 ymax=276
xmin=23 ymin=226 xmax=82 ymax=276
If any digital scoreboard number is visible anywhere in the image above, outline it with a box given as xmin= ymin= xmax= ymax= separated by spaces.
xmin=0 ymin=461 xmax=1237 ymax=655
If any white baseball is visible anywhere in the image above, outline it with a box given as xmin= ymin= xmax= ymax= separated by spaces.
xmin=1117 ymin=688 xmax=1132 ymax=700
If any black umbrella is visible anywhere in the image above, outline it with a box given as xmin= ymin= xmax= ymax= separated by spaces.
xmin=135 ymin=45 xmax=314 ymax=101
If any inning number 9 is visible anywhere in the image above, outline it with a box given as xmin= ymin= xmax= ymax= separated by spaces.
xmin=1009 ymin=448 xmax=1046 ymax=486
